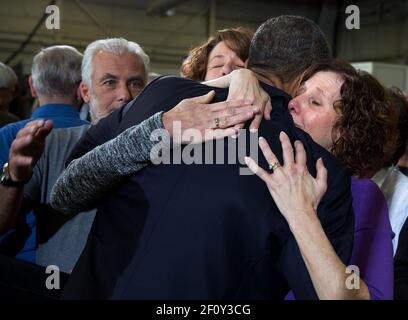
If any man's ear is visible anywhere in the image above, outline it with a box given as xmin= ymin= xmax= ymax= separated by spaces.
xmin=28 ymin=75 xmax=37 ymax=98
xmin=75 ymin=84 xmax=82 ymax=101
xmin=73 ymin=83 xmax=83 ymax=109
xmin=79 ymin=81 xmax=91 ymax=104
xmin=244 ymin=59 xmax=249 ymax=68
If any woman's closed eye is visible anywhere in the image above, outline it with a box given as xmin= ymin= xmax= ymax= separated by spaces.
xmin=311 ymin=99 xmax=321 ymax=106
xmin=210 ymin=64 xmax=223 ymax=69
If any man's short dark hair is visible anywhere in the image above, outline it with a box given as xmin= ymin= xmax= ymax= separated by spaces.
xmin=248 ymin=15 xmax=331 ymax=83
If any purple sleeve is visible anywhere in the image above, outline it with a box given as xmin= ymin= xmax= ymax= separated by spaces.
xmin=350 ymin=178 xmax=394 ymax=300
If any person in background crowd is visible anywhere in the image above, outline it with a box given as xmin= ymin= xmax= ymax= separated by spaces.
xmin=0 ymin=45 xmax=87 ymax=263
xmin=0 ymin=62 xmax=20 ymax=128
xmin=372 ymin=87 xmax=408 ymax=255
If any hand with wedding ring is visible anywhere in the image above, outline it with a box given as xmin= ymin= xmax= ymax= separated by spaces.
xmin=162 ymin=90 xmax=259 ymax=144
xmin=244 ymin=131 xmax=328 ymax=224
xmin=226 ymin=69 xmax=272 ymax=132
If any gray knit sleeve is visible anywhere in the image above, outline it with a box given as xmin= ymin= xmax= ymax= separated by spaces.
xmin=50 ymin=112 xmax=170 ymax=214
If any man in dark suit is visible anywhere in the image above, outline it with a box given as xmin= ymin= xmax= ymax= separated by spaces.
xmin=59 ymin=15 xmax=354 ymax=299
xmin=395 ymin=211 xmax=408 ymax=299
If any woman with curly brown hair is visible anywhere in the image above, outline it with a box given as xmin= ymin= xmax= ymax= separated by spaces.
xmin=290 ymin=60 xmax=397 ymax=178
xmin=242 ymin=59 xmax=396 ymax=299
xmin=181 ymin=27 xmax=253 ymax=81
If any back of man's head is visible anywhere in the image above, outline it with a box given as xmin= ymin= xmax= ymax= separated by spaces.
xmin=0 ymin=62 xmax=18 ymax=108
xmin=0 ymin=62 xmax=18 ymax=90
xmin=31 ymin=45 xmax=82 ymax=99
xmin=248 ymin=15 xmax=331 ymax=84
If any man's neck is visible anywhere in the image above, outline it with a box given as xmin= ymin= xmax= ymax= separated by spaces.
xmin=38 ymin=96 xmax=80 ymax=110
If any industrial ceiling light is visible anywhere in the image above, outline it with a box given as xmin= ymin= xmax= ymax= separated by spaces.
xmin=146 ymin=0 xmax=190 ymax=16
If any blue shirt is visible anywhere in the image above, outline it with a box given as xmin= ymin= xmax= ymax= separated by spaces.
xmin=0 ymin=103 xmax=89 ymax=263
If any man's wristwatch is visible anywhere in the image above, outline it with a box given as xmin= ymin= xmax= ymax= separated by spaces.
xmin=0 ymin=162 xmax=28 ymax=187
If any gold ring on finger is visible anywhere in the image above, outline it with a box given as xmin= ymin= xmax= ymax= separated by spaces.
xmin=269 ymin=161 xmax=280 ymax=171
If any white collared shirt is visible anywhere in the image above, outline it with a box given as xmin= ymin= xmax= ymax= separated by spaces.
xmin=373 ymin=166 xmax=408 ymax=256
